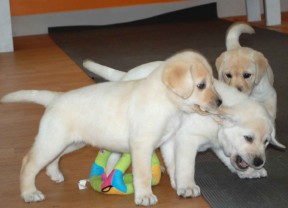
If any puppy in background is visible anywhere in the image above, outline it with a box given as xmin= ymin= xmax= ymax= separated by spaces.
xmin=215 ymin=22 xmax=276 ymax=120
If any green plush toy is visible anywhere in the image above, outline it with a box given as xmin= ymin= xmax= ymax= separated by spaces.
xmin=89 ymin=150 xmax=161 ymax=195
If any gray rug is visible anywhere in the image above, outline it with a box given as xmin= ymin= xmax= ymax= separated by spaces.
xmin=49 ymin=3 xmax=288 ymax=207
xmin=195 ymin=148 xmax=288 ymax=208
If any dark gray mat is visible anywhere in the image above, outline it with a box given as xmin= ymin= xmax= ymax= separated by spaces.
xmin=195 ymin=148 xmax=288 ymax=208
xmin=49 ymin=3 xmax=288 ymax=208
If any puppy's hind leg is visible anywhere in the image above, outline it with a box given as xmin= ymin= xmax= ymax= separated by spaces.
xmin=46 ymin=142 xmax=86 ymax=183
xmin=21 ymin=133 xmax=70 ymax=203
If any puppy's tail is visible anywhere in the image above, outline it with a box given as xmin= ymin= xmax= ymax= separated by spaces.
xmin=226 ymin=22 xmax=255 ymax=50
xmin=83 ymin=60 xmax=125 ymax=81
xmin=1 ymin=90 xmax=61 ymax=107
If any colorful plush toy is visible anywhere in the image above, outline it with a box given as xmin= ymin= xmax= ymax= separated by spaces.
xmin=89 ymin=150 xmax=161 ymax=195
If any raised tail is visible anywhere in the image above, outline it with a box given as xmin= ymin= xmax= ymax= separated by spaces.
xmin=226 ymin=22 xmax=255 ymax=50
xmin=83 ymin=60 xmax=125 ymax=81
xmin=1 ymin=90 xmax=61 ymax=107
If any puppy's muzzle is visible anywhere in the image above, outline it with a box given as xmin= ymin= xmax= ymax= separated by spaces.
xmin=235 ymin=155 xmax=265 ymax=170
xmin=192 ymin=95 xmax=222 ymax=116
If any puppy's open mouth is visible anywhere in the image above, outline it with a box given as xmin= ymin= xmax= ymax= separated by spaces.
xmin=236 ymin=155 xmax=249 ymax=170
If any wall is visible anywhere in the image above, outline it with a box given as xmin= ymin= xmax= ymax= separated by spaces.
xmin=11 ymin=0 xmax=216 ymax=36
xmin=0 ymin=0 xmax=13 ymax=52
xmin=8 ymin=0 xmax=288 ymax=37
xmin=10 ymin=0 xmax=185 ymax=16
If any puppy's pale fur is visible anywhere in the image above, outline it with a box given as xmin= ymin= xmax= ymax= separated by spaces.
xmin=1 ymin=51 xmax=221 ymax=206
xmin=215 ymin=22 xmax=276 ymax=120
xmin=164 ymin=80 xmax=283 ymax=197
xmin=84 ymin=23 xmax=276 ymax=121
xmin=83 ymin=54 xmax=285 ymax=187
xmin=83 ymin=23 xmax=281 ymax=182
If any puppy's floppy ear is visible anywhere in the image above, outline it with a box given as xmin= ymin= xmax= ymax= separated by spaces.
xmin=270 ymin=126 xmax=286 ymax=149
xmin=162 ymin=62 xmax=193 ymax=99
xmin=253 ymin=51 xmax=274 ymax=85
xmin=215 ymin=53 xmax=226 ymax=81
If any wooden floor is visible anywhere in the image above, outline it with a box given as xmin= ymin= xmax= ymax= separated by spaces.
xmin=0 ymin=13 xmax=288 ymax=208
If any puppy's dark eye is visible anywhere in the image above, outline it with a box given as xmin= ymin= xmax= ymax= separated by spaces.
xmin=243 ymin=73 xmax=251 ymax=79
xmin=225 ymin=73 xmax=232 ymax=79
xmin=197 ymin=83 xmax=206 ymax=90
xmin=244 ymin=135 xmax=253 ymax=143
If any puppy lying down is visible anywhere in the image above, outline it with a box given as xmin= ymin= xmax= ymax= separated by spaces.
xmin=83 ymin=59 xmax=285 ymax=198
xmin=1 ymin=51 xmax=222 ymax=206
xmin=170 ymin=80 xmax=284 ymax=198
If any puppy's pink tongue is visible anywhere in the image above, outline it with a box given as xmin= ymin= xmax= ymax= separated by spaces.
xmin=237 ymin=156 xmax=249 ymax=169
xmin=240 ymin=160 xmax=248 ymax=168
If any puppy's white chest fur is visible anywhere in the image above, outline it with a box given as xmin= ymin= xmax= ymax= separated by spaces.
xmin=157 ymin=113 xmax=184 ymax=146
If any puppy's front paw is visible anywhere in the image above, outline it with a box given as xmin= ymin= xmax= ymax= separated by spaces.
xmin=237 ymin=168 xmax=267 ymax=179
xmin=135 ymin=193 xmax=158 ymax=206
xmin=22 ymin=190 xmax=45 ymax=202
xmin=177 ymin=185 xmax=201 ymax=198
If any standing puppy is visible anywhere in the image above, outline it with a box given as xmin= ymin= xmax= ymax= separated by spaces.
xmin=215 ymin=22 xmax=276 ymax=119
xmin=1 ymin=51 xmax=221 ymax=206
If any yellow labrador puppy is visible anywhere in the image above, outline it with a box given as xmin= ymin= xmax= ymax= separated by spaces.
xmin=162 ymin=80 xmax=284 ymax=198
xmin=82 ymin=57 xmax=285 ymax=199
xmin=82 ymin=51 xmax=284 ymax=182
xmin=1 ymin=51 xmax=221 ymax=206
xmin=215 ymin=22 xmax=276 ymax=120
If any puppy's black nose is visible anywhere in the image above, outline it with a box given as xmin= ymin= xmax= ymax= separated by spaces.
xmin=237 ymin=86 xmax=243 ymax=92
xmin=253 ymin=157 xmax=264 ymax=167
xmin=217 ymin=99 xmax=222 ymax=107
